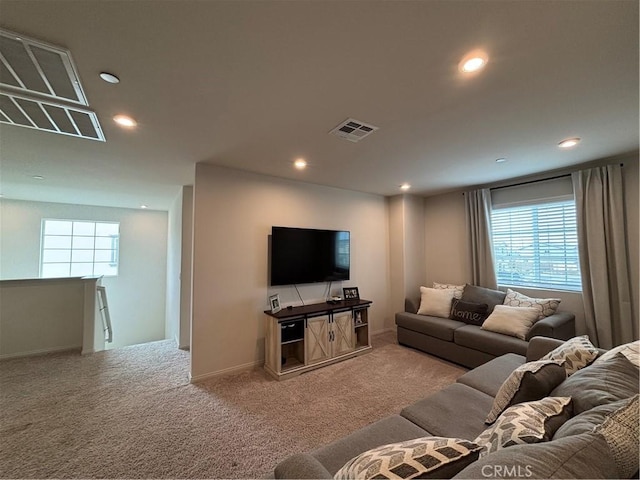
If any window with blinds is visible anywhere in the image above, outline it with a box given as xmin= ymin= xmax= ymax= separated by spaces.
xmin=40 ymin=219 xmax=120 ymax=278
xmin=491 ymin=200 xmax=581 ymax=291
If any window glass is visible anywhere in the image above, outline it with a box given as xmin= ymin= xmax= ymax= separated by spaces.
xmin=491 ymin=200 xmax=581 ymax=291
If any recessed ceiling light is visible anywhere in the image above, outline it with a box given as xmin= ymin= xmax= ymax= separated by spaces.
xmin=558 ymin=137 xmax=581 ymax=149
xmin=113 ymin=115 xmax=137 ymax=128
xmin=32 ymin=175 xmax=45 ymax=180
xmin=400 ymin=183 xmax=411 ymax=191
xmin=459 ymin=50 xmax=488 ymax=73
xmin=294 ymin=158 xmax=307 ymax=170
xmin=140 ymin=205 xmax=148 ymax=209
xmin=495 ymin=158 xmax=507 ymax=163
xmin=99 ymin=72 xmax=120 ymax=84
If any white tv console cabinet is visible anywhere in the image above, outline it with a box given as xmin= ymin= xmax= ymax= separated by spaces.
xmin=264 ymin=299 xmax=372 ymax=380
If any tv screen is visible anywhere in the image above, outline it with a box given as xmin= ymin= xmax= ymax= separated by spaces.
xmin=270 ymin=227 xmax=350 ymax=286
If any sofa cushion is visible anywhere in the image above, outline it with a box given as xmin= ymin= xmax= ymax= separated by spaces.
xmin=475 ymin=397 xmax=572 ymax=455
xmin=541 ymin=335 xmax=599 ymax=375
xmin=594 ymin=339 xmax=639 ymax=368
xmin=449 ymin=299 xmax=489 ymax=326
xmin=454 ymin=325 xmax=528 ymax=357
xmin=503 ymin=288 xmax=561 ymax=320
xmin=334 ymin=437 xmax=483 ymax=480
xmin=456 ymin=353 xmax=526 ymax=397
xmin=593 ymin=394 xmax=639 ymax=478
xmin=417 ymin=286 xmax=455 ymax=318
xmin=453 ymin=433 xmax=620 ymax=479
xmin=395 ymin=312 xmax=465 ymax=342
xmin=433 ymin=282 xmax=464 ymax=299
xmin=310 ymin=415 xmax=429 ymax=476
xmin=551 ymin=351 xmax=639 ymax=414
xmin=485 ymin=360 xmax=567 ymax=424
xmin=553 ymin=397 xmax=631 ymax=439
xmin=460 ymin=284 xmax=506 ymax=313
xmin=481 ymin=305 xmax=539 ymax=340
xmin=400 ymin=383 xmax=494 ymax=440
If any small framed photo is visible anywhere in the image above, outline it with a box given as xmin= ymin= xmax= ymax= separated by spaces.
xmin=343 ymin=287 xmax=360 ymax=300
xmin=269 ymin=294 xmax=281 ymax=313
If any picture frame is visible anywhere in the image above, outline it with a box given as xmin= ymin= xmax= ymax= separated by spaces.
xmin=269 ymin=293 xmax=281 ymax=313
xmin=343 ymin=287 xmax=360 ymax=300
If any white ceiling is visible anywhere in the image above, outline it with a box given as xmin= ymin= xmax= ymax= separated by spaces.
xmin=0 ymin=0 xmax=638 ymax=210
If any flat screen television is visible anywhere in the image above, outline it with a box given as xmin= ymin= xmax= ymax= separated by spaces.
xmin=270 ymin=227 xmax=350 ymax=286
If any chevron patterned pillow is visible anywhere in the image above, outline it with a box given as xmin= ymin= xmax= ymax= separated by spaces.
xmin=475 ymin=397 xmax=573 ymax=456
xmin=594 ymin=340 xmax=639 ymax=368
xmin=541 ymin=335 xmax=599 ymax=375
xmin=334 ymin=437 xmax=483 ymax=480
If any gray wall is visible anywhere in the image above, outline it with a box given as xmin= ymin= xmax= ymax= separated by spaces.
xmin=0 ymin=199 xmax=169 ymax=349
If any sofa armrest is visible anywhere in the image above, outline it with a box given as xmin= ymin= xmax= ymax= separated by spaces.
xmin=274 ymin=453 xmax=332 ymax=479
xmin=526 ymin=336 xmax=566 ymax=362
xmin=405 ymin=297 xmax=419 ymax=314
xmin=525 ymin=312 xmax=575 ymax=342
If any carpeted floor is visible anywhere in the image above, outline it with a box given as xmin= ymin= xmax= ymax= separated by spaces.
xmin=0 ymin=332 xmax=466 ymax=479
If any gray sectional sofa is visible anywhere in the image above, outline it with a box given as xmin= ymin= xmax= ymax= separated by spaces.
xmin=274 ymin=337 xmax=638 ymax=479
xmin=396 ymin=289 xmax=576 ymax=369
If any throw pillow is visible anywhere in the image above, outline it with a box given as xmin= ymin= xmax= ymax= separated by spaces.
xmin=502 ymin=288 xmax=561 ymax=320
xmin=594 ymin=339 xmax=639 ymax=368
xmin=417 ymin=287 xmax=455 ymax=318
xmin=432 ymin=282 xmax=464 ymax=299
xmin=541 ymin=335 xmax=599 ymax=376
xmin=475 ymin=397 xmax=572 ymax=456
xmin=485 ymin=360 xmax=567 ymax=424
xmin=334 ymin=437 xmax=483 ymax=480
xmin=460 ymin=284 xmax=506 ymax=313
xmin=592 ymin=394 xmax=639 ymax=478
xmin=551 ymin=352 xmax=639 ymax=415
xmin=553 ymin=397 xmax=633 ymax=439
xmin=449 ymin=299 xmax=489 ymax=326
xmin=481 ymin=305 xmax=539 ymax=340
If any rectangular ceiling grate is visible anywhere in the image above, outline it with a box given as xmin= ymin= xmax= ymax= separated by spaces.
xmin=329 ymin=118 xmax=379 ymax=143
xmin=0 ymin=91 xmax=104 ymax=141
xmin=0 ymin=28 xmax=104 ymax=141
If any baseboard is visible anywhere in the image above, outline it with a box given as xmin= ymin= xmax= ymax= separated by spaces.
xmin=189 ymin=359 xmax=262 ymax=383
xmin=0 ymin=345 xmax=82 ymax=361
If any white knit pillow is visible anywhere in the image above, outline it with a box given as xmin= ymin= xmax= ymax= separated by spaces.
xmin=481 ymin=305 xmax=539 ymax=340
xmin=417 ymin=286 xmax=455 ymax=318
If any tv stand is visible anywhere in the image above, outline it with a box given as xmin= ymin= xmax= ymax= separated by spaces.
xmin=264 ymin=299 xmax=372 ymax=380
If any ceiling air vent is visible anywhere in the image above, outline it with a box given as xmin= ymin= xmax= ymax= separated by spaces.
xmin=329 ymin=118 xmax=379 ymax=143
xmin=0 ymin=28 xmax=105 ymax=141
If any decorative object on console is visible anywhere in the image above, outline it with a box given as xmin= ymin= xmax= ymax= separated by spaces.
xmin=449 ymin=299 xmax=489 ymax=326
xmin=540 ymin=335 xmax=599 ymax=375
xmin=335 ymin=437 xmax=483 ymax=480
xmin=481 ymin=305 xmax=539 ymax=340
xmin=417 ymin=286 xmax=455 ymax=318
xmin=503 ymin=288 xmax=561 ymax=320
xmin=485 ymin=359 xmax=567 ymax=424
xmin=269 ymin=294 xmax=281 ymax=314
xmin=475 ymin=397 xmax=573 ymax=455
xmin=343 ymin=287 xmax=360 ymax=300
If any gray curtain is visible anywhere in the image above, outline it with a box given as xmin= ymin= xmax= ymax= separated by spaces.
xmin=572 ymin=164 xmax=634 ymax=348
xmin=465 ymin=188 xmax=497 ymax=289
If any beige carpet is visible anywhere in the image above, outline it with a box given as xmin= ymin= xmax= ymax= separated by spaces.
xmin=0 ymin=332 xmax=465 ymax=479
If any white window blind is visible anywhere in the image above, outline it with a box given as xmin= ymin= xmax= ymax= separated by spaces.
xmin=41 ymin=219 xmax=120 ymax=278
xmin=491 ymin=200 xmax=581 ymax=291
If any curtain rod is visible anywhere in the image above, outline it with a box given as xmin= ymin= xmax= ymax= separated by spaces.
xmin=489 ymin=162 xmax=624 ymax=192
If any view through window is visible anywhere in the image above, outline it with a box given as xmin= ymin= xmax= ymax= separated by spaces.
xmin=491 ymin=200 xmax=581 ymax=291
xmin=40 ymin=219 xmax=120 ymax=278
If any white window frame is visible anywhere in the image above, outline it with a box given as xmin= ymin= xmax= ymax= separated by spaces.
xmin=40 ymin=219 xmax=120 ymax=278
xmin=491 ymin=199 xmax=581 ymax=292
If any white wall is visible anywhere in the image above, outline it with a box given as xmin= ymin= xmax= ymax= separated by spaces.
xmin=0 ymin=199 xmax=169 ymax=349
xmin=191 ymin=164 xmax=389 ymax=380
xmin=179 ymin=186 xmax=194 ymax=350
xmin=166 ymin=191 xmax=183 ymax=345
